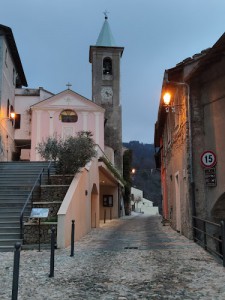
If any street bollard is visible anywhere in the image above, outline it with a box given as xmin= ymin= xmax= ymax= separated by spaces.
xmin=110 ymin=208 xmax=112 ymax=220
xmin=49 ymin=226 xmax=55 ymax=277
xmin=70 ymin=220 xmax=75 ymax=257
xmin=12 ymin=242 xmax=21 ymax=300
xmin=104 ymin=209 xmax=106 ymax=223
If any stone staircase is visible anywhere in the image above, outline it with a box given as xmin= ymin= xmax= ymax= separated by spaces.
xmin=0 ymin=161 xmax=54 ymax=252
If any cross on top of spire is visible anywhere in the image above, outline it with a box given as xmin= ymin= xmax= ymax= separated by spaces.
xmin=103 ymin=10 xmax=109 ymax=19
xmin=66 ymin=82 xmax=72 ymax=90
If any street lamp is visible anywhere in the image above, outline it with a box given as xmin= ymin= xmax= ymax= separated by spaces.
xmin=10 ymin=111 xmax=16 ymax=120
xmin=0 ymin=110 xmax=16 ymax=122
xmin=163 ymin=92 xmax=171 ymax=106
xmin=163 ymin=90 xmax=185 ymax=113
xmin=131 ymin=168 xmax=136 ymax=175
xmin=163 ymin=92 xmax=174 ymax=113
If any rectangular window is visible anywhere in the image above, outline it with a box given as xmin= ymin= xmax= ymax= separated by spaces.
xmin=103 ymin=195 xmax=113 ymax=207
xmin=14 ymin=114 xmax=21 ymax=129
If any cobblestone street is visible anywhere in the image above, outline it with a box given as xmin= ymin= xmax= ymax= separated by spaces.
xmin=1 ymin=213 xmax=225 ymax=299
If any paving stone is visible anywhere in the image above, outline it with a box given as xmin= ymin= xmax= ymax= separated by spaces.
xmin=1 ymin=214 xmax=225 ymax=299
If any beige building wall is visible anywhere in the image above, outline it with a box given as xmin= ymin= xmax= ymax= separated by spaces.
xmin=57 ymin=158 xmax=100 ymax=248
xmin=0 ymin=37 xmax=16 ymax=161
xmin=159 ymin=85 xmax=193 ymax=238
xmin=190 ymin=57 xmax=225 ymax=222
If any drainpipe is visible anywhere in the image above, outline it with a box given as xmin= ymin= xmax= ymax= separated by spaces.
xmin=164 ymin=72 xmax=196 ymax=235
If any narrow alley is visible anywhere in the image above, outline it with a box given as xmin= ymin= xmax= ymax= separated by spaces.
xmin=1 ymin=214 xmax=225 ymax=300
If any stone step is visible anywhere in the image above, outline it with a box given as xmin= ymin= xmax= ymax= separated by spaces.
xmin=0 ymin=210 xmax=30 ymax=217
xmin=0 ymin=227 xmax=20 ymax=233
xmin=0 ymin=171 xmax=47 ymax=174
xmin=0 ymin=181 xmax=41 ymax=185
xmin=0 ymin=175 xmax=49 ymax=179
xmin=0 ymin=192 xmax=39 ymax=196
xmin=0 ymin=196 xmax=28 ymax=200
xmin=0 ymin=245 xmax=15 ymax=252
xmin=0 ymin=233 xmax=21 ymax=239
xmin=0 ymin=192 xmax=34 ymax=197
xmin=0 ymin=239 xmax=23 ymax=247
xmin=0 ymin=216 xmax=29 ymax=222
xmin=0 ymin=197 xmax=31 ymax=207
xmin=0 ymin=190 xmax=32 ymax=195
xmin=0 ymin=221 xmax=20 ymax=227
xmin=0 ymin=175 xmax=44 ymax=185
xmin=0 ymin=186 xmax=35 ymax=190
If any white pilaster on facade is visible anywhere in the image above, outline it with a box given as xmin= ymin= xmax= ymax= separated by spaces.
xmin=82 ymin=112 xmax=89 ymax=131
xmin=48 ymin=111 xmax=55 ymax=136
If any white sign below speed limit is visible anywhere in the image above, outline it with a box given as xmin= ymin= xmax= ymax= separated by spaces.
xmin=201 ymin=151 xmax=217 ymax=168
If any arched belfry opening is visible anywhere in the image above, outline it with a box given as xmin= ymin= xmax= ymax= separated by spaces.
xmin=103 ymin=57 xmax=112 ymax=75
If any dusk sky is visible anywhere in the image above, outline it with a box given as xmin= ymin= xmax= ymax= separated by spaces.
xmin=1 ymin=1 xmax=225 ymax=143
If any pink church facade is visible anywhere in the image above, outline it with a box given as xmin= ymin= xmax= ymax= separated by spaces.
xmin=14 ymin=88 xmax=105 ymax=161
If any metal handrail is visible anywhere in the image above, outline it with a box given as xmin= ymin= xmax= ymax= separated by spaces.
xmin=19 ymin=168 xmax=44 ymax=239
xmin=193 ymin=215 xmax=220 ymax=228
xmin=94 ymin=144 xmax=112 ymax=164
xmin=193 ymin=226 xmax=222 ymax=243
xmin=47 ymin=160 xmax=53 ymax=184
xmin=192 ymin=216 xmax=225 ymax=266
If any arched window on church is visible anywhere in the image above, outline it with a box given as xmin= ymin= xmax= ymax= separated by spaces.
xmin=103 ymin=57 xmax=112 ymax=75
xmin=59 ymin=109 xmax=78 ymax=123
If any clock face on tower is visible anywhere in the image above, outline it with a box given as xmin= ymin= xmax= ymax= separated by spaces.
xmin=101 ymin=87 xmax=113 ymax=99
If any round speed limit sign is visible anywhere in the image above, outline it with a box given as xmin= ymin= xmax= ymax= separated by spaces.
xmin=200 ymin=150 xmax=217 ymax=168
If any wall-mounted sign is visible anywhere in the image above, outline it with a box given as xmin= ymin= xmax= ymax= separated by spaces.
xmin=103 ymin=195 xmax=113 ymax=207
xmin=204 ymin=168 xmax=217 ymax=187
xmin=201 ymin=150 xmax=217 ymax=168
xmin=30 ymin=208 xmax=49 ymax=218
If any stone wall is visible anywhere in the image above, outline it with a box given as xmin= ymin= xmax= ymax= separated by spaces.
xmin=23 ymin=222 xmax=57 ymax=244
xmin=39 ymin=185 xmax=69 ymax=202
xmin=50 ymin=175 xmax=74 ymax=185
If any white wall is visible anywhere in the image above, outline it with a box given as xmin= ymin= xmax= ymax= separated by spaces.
xmin=131 ymin=187 xmax=159 ymax=215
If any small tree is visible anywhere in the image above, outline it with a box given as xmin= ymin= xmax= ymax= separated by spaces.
xmin=36 ymin=131 xmax=97 ymax=175
xmin=123 ymin=149 xmax=133 ymax=215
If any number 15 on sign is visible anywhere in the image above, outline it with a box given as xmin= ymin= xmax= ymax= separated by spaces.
xmin=201 ymin=151 xmax=217 ymax=168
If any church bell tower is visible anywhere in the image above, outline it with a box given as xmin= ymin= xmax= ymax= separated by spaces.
xmin=89 ymin=14 xmax=124 ymax=172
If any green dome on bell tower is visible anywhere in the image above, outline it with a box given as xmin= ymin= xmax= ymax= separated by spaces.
xmin=96 ymin=14 xmax=116 ymax=47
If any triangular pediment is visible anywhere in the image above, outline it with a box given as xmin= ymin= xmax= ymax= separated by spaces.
xmin=31 ymin=89 xmax=104 ymax=112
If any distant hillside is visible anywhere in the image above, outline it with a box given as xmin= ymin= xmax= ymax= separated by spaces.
xmin=123 ymin=141 xmax=161 ymax=210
